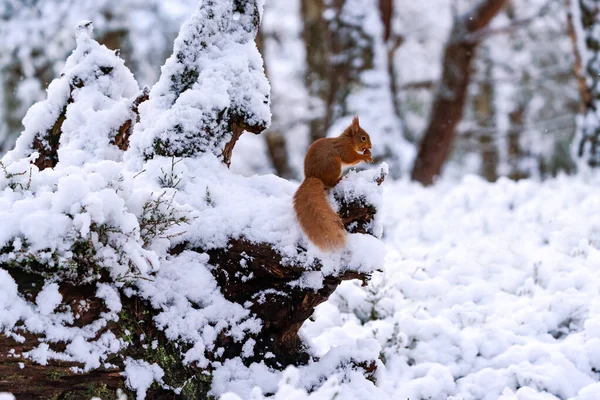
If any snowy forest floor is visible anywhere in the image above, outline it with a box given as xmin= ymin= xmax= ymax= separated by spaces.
xmin=282 ymin=173 xmax=600 ymax=400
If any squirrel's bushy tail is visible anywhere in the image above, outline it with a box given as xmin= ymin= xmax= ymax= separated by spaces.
xmin=294 ymin=177 xmax=346 ymax=251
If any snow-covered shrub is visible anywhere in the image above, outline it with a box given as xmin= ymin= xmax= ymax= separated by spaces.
xmin=130 ymin=0 xmax=271 ymax=162
xmin=4 ymin=20 xmax=140 ymax=170
xmin=0 ymin=0 xmax=197 ymax=154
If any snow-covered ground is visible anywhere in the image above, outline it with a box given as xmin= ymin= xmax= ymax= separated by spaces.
xmin=223 ymin=173 xmax=600 ymax=400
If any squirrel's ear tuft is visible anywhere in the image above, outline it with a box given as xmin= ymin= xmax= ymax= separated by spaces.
xmin=351 ymin=116 xmax=360 ymax=134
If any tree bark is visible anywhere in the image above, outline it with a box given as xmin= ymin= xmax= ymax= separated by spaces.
xmin=379 ymin=0 xmax=404 ymax=124
xmin=112 ymin=88 xmax=150 ymax=151
xmin=0 ymin=271 xmax=213 ymax=399
xmin=411 ymin=0 xmax=508 ymax=185
xmin=565 ymin=0 xmax=590 ymax=112
xmin=507 ymin=106 xmax=529 ymax=180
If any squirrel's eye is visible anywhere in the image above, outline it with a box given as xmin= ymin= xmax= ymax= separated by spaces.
xmin=361 ymin=136 xmax=366 ymax=142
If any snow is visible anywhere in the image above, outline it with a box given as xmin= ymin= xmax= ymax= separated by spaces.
xmin=304 ymin=174 xmax=600 ymax=399
xmin=123 ymin=358 xmax=165 ymax=400
xmin=35 ymin=283 xmax=62 ymax=315
xmin=135 ymin=250 xmax=260 ymax=368
xmin=5 ymin=118 xmax=600 ymax=399
xmin=220 ymin=367 xmax=343 ymax=400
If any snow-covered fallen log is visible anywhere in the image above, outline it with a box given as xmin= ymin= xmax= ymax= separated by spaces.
xmin=0 ymin=1 xmax=386 ymax=398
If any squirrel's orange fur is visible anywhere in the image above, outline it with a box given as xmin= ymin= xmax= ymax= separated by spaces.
xmin=294 ymin=116 xmax=373 ymax=251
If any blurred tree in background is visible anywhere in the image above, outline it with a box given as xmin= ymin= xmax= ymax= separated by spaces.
xmin=0 ymin=0 xmax=585 ymax=182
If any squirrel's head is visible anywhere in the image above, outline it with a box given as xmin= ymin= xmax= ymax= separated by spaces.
xmin=344 ymin=116 xmax=372 ymax=153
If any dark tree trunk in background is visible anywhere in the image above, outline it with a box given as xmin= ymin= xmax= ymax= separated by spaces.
xmin=379 ymin=0 xmax=393 ymax=42
xmin=1 ymin=64 xmax=25 ymax=152
xmin=565 ymin=0 xmax=591 ymax=112
xmin=1 ymin=60 xmax=53 ymax=154
xmin=567 ymin=0 xmax=600 ymax=166
xmin=473 ymin=48 xmax=499 ymax=182
xmin=265 ymin=132 xmax=294 ymax=178
xmin=301 ymin=0 xmax=374 ymax=142
xmin=301 ymin=0 xmax=331 ymax=142
xmin=507 ymin=105 xmax=529 ymax=180
xmin=411 ymin=0 xmax=508 ymax=185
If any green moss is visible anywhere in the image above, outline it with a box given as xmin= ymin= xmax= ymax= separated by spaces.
xmin=47 ymin=369 xmax=66 ymax=381
xmin=181 ymin=373 xmax=213 ymax=399
xmin=84 ymin=383 xmax=116 ymax=399
xmin=144 ymin=341 xmax=211 ymax=398
xmin=115 ymin=298 xmax=212 ymax=399
xmin=56 ymin=382 xmax=123 ymax=400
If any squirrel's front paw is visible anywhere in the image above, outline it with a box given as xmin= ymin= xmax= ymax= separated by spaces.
xmin=363 ymin=149 xmax=374 ymax=163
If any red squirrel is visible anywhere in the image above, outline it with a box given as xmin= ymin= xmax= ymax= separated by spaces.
xmin=293 ymin=117 xmax=373 ymax=251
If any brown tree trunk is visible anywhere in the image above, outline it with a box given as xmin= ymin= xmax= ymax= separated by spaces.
xmin=301 ymin=0 xmax=331 ymax=142
xmin=379 ymin=0 xmax=404 ymax=124
xmin=507 ymin=106 xmax=529 ymax=180
xmin=411 ymin=0 xmax=508 ymax=185
xmin=265 ymin=132 xmax=294 ymax=178
xmin=473 ymin=48 xmax=499 ymax=182
xmin=565 ymin=0 xmax=591 ymax=113
xmin=379 ymin=0 xmax=393 ymax=42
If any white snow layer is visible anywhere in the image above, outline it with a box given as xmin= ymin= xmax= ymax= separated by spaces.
xmin=0 ymin=149 xmax=385 ymax=395
xmin=0 ymin=151 xmax=384 ymax=398
xmin=123 ymin=358 xmax=165 ymax=400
